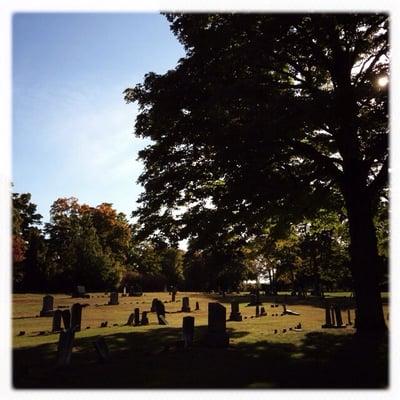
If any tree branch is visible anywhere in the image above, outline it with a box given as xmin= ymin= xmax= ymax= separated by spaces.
xmin=291 ymin=141 xmax=344 ymax=184
xmin=367 ymin=156 xmax=388 ymax=198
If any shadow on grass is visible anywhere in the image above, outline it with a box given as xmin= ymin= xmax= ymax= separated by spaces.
xmin=13 ymin=327 xmax=388 ymax=389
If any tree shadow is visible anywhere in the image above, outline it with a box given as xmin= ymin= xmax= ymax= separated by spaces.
xmin=13 ymin=327 xmax=388 ymax=389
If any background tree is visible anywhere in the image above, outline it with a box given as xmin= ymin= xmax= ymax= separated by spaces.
xmin=12 ymin=193 xmax=47 ymax=291
xmin=125 ymin=13 xmax=388 ymax=333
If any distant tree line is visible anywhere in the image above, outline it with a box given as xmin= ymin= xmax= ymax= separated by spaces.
xmin=12 ymin=192 xmax=387 ymax=294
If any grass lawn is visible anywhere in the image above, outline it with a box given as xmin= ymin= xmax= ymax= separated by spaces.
xmin=12 ymin=292 xmax=389 ymax=389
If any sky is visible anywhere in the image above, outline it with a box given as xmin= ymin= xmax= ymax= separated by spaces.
xmin=12 ymin=13 xmax=185 ymax=222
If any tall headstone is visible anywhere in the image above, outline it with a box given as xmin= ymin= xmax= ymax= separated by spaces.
xmin=62 ymin=309 xmax=71 ymax=330
xmin=155 ymin=300 xmax=167 ymax=325
xmin=40 ymin=295 xmax=54 ymax=317
xmin=347 ymin=309 xmax=352 ymax=325
xmin=56 ymin=328 xmax=75 ymax=367
xmin=334 ymin=306 xmax=345 ymax=328
xmin=71 ymin=303 xmax=82 ymax=332
xmin=123 ymin=286 xmax=127 ymax=296
xmin=108 ymin=291 xmax=119 ymax=305
xmin=134 ymin=308 xmax=140 ymax=326
xmin=182 ymin=316 xmax=195 ymax=348
xmin=205 ymin=303 xmax=229 ymax=348
xmin=181 ymin=297 xmax=191 ymax=312
xmin=195 ymin=301 xmax=200 ymax=311
xmin=141 ymin=311 xmax=149 ymax=325
xmin=52 ymin=310 xmax=62 ymax=332
xmin=151 ymin=298 xmax=158 ymax=312
xmin=322 ymin=305 xmax=333 ymax=328
xmin=229 ymin=301 xmax=242 ymax=321
xmin=260 ymin=306 xmax=266 ymax=316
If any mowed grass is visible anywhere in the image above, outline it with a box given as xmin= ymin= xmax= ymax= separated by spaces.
xmin=12 ymin=292 xmax=389 ymax=389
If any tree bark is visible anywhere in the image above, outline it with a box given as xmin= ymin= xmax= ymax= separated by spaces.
xmin=343 ymin=181 xmax=387 ymax=334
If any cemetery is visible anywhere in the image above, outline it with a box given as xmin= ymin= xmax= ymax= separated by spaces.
xmin=11 ymin=12 xmax=390 ymax=391
xmin=12 ymin=291 xmax=389 ymax=388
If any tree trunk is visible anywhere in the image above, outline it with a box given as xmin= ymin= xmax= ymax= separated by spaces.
xmin=344 ymin=184 xmax=387 ymax=334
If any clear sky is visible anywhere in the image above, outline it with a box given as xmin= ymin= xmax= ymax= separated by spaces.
xmin=13 ymin=13 xmax=185 ymax=222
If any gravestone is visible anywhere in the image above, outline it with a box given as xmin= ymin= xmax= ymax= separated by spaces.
xmin=56 ymin=328 xmax=75 ymax=367
xmin=134 ymin=308 xmax=140 ymax=326
xmin=181 ymin=297 xmax=191 ymax=312
xmin=93 ymin=337 xmax=110 ymax=363
xmin=330 ymin=307 xmax=336 ymax=326
xmin=172 ymin=292 xmax=176 ymax=302
xmin=61 ymin=309 xmax=71 ymax=329
xmin=155 ymin=299 xmax=167 ymax=324
xmin=71 ymin=303 xmax=82 ymax=332
xmin=347 ymin=309 xmax=352 ymax=325
xmin=72 ymin=285 xmax=90 ymax=298
xmin=182 ymin=316 xmax=195 ymax=348
xmin=260 ymin=306 xmax=266 ymax=316
xmin=256 ymin=304 xmax=260 ymax=317
xmin=52 ymin=310 xmax=62 ymax=332
xmin=322 ymin=305 xmax=333 ymax=328
xmin=141 ymin=311 xmax=149 ymax=325
xmin=108 ymin=291 xmax=119 ymax=305
xmin=126 ymin=313 xmax=134 ymax=326
xmin=151 ymin=298 xmax=158 ymax=312
xmin=40 ymin=295 xmax=54 ymax=317
xmin=195 ymin=301 xmax=200 ymax=311
xmin=334 ymin=306 xmax=346 ymax=328
xmin=229 ymin=301 xmax=242 ymax=321
xmin=205 ymin=303 xmax=229 ymax=348
xmin=123 ymin=286 xmax=127 ymax=297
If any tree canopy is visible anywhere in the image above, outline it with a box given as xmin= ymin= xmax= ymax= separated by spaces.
xmin=125 ymin=13 xmax=389 ymax=333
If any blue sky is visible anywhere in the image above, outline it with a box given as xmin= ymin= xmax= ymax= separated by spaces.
xmin=13 ymin=13 xmax=185 ymax=222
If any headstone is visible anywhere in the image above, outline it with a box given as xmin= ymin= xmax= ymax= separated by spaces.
xmin=93 ymin=337 xmax=110 ymax=363
xmin=100 ymin=321 xmax=108 ymax=328
xmin=205 ymin=302 xmax=229 ymax=348
xmin=56 ymin=328 xmax=75 ymax=367
xmin=52 ymin=310 xmax=62 ymax=332
xmin=334 ymin=306 xmax=346 ymax=328
xmin=126 ymin=313 xmax=134 ymax=326
xmin=108 ymin=291 xmax=119 ymax=305
xmin=181 ymin=297 xmax=191 ymax=312
xmin=155 ymin=299 xmax=167 ymax=324
xmin=71 ymin=303 xmax=82 ymax=332
xmin=151 ymin=298 xmax=158 ymax=312
xmin=195 ymin=301 xmax=200 ymax=311
xmin=72 ymin=285 xmax=90 ymax=298
xmin=123 ymin=286 xmax=127 ymax=296
xmin=347 ymin=309 xmax=352 ymax=325
xmin=322 ymin=305 xmax=333 ymax=328
xmin=330 ymin=307 xmax=336 ymax=326
xmin=182 ymin=316 xmax=195 ymax=348
xmin=61 ymin=309 xmax=71 ymax=330
xmin=141 ymin=311 xmax=149 ymax=325
xmin=134 ymin=308 xmax=140 ymax=326
xmin=256 ymin=304 xmax=260 ymax=317
xmin=172 ymin=292 xmax=176 ymax=302
xmin=40 ymin=295 xmax=54 ymax=317
xmin=229 ymin=301 xmax=242 ymax=321
xmin=260 ymin=307 xmax=266 ymax=316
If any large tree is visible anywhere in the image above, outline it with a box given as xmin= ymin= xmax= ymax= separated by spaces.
xmin=125 ymin=14 xmax=389 ymax=333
